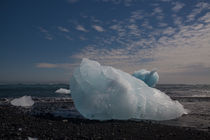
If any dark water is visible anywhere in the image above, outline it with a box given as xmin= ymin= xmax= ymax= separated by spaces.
xmin=0 ymin=84 xmax=210 ymax=131
xmin=157 ymin=84 xmax=210 ymax=98
xmin=0 ymin=84 xmax=69 ymax=98
xmin=1 ymin=84 xmax=209 ymax=98
xmin=157 ymin=84 xmax=210 ymax=131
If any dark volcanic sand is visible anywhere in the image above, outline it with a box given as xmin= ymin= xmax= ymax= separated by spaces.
xmin=0 ymin=105 xmax=210 ymax=140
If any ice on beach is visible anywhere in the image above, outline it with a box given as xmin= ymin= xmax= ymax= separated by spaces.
xmin=10 ymin=96 xmax=34 ymax=107
xmin=28 ymin=137 xmax=38 ymax=140
xmin=133 ymin=69 xmax=159 ymax=87
xmin=55 ymin=88 xmax=71 ymax=94
xmin=70 ymin=58 xmax=187 ymax=120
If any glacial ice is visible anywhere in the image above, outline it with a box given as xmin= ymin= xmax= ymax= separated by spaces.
xmin=10 ymin=96 xmax=34 ymax=107
xmin=133 ymin=69 xmax=159 ymax=87
xmin=28 ymin=137 xmax=38 ymax=140
xmin=70 ymin=58 xmax=186 ymax=120
xmin=55 ymin=88 xmax=71 ymax=94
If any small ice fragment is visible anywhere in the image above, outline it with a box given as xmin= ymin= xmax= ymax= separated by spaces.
xmin=55 ymin=88 xmax=70 ymax=94
xmin=28 ymin=137 xmax=38 ymax=140
xmin=133 ymin=69 xmax=159 ymax=87
xmin=10 ymin=96 xmax=34 ymax=107
xmin=62 ymin=119 xmax=68 ymax=123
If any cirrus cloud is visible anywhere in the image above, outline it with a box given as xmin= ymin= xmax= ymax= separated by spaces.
xmin=92 ymin=25 xmax=105 ymax=32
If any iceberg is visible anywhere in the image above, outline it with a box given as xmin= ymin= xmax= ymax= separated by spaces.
xmin=10 ymin=96 xmax=34 ymax=107
xmin=70 ymin=58 xmax=186 ymax=120
xmin=55 ymin=88 xmax=71 ymax=94
xmin=133 ymin=69 xmax=159 ymax=87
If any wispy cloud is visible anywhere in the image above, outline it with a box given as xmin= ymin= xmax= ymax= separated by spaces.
xmin=151 ymin=7 xmax=164 ymax=20
xmin=158 ymin=22 xmax=168 ymax=27
xmin=162 ymin=27 xmax=176 ymax=35
xmin=141 ymin=20 xmax=153 ymax=29
xmin=76 ymin=25 xmax=88 ymax=32
xmin=129 ymin=10 xmax=144 ymax=23
xmin=36 ymin=63 xmax=58 ymax=68
xmin=38 ymin=27 xmax=53 ymax=40
xmin=127 ymin=24 xmax=141 ymax=37
xmin=79 ymin=36 xmax=87 ymax=40
xmin=152 ymin=7 xmax=162 ymax=15
xmin=36 ymin=62 xmax=78 ymax=69
xmin=199 ymin=12 xmax=210 ymax=23
xmin=187 ymin=2 xmax=210 ymax=22
xmin=57 ymin=26 xmax=69 ymax=32
xmin=65 ymin=35 xmax=73 ymax=40
xmin=90 ymin=16 xmax=102 ymax=23
xmin=36 ymin=1 xmax=210 ymax=83
xmin=92 ymin=25 xmax=105 ymax=32
xmin=172 ymin=14 xmax=182 ymax=26
xmin=68 ymin=7 xmax=210 ymax=84
xmin=172 ymin=2 xmax=185 ymax=12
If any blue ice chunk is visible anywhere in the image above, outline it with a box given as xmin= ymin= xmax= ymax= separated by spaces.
xmin=70 ymin=58 xmax=186 ymax=121
xmin=132 ymin=69 xmax=159 ymax=87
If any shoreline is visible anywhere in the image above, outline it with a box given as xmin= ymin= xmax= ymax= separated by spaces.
xmin=1 ymin=105 xmax=210 ymax=140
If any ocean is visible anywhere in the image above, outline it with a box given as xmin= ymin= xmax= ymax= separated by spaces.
xmin=0 ymin=84 xmax=69 ymax=98
xmin=0 ymin=84 xmax=210 ymax=131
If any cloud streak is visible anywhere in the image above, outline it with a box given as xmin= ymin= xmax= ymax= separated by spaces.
xmin=36 ymin=63 xmax=58 ymax=68
xmin=92 ymin=25 xmax=105 ymax=32
xmin=172 ymin=2 xmax=185 ymax=12
xmin=187 ymin=2 xmax=210 ymax=22
xmin=57 ymin=26 xmax=69 ymax=32
xmin=76 ymin=25 xmax=88 ymax=32
xmin=38 ymin=27 xmax=53 ymax=40
xmin=36 ymin=63 xmax=79 ymax=69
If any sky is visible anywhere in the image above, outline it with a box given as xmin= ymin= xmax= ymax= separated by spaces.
xmin=0 ymin=0 xmax=210 ymax=84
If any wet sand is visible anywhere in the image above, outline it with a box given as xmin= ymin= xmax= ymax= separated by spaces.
xmin=1 ymin=105 xmax=210 ymax=140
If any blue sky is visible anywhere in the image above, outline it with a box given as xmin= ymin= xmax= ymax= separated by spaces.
xmin=1 ymin=0 xmax=210 ymax=84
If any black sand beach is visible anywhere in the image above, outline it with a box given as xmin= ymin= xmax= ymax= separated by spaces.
xmin=1 ymin=104 xmax=210 ymax=140
xmin=1 ymin=84 xmax=210 ymax=139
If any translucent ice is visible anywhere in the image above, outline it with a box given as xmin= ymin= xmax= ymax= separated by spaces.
xmin=133 ymin=69 xmax=159 ymax=87
xmin=55 ymin=88 xmax=71 ymax=94
xmin=10 ymin=96 xmax=34 ymax=107
xmin=28 ymin=137 xmax=38 ymax=140
xmin=70 ymin=58 xmax=186 ymax=120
